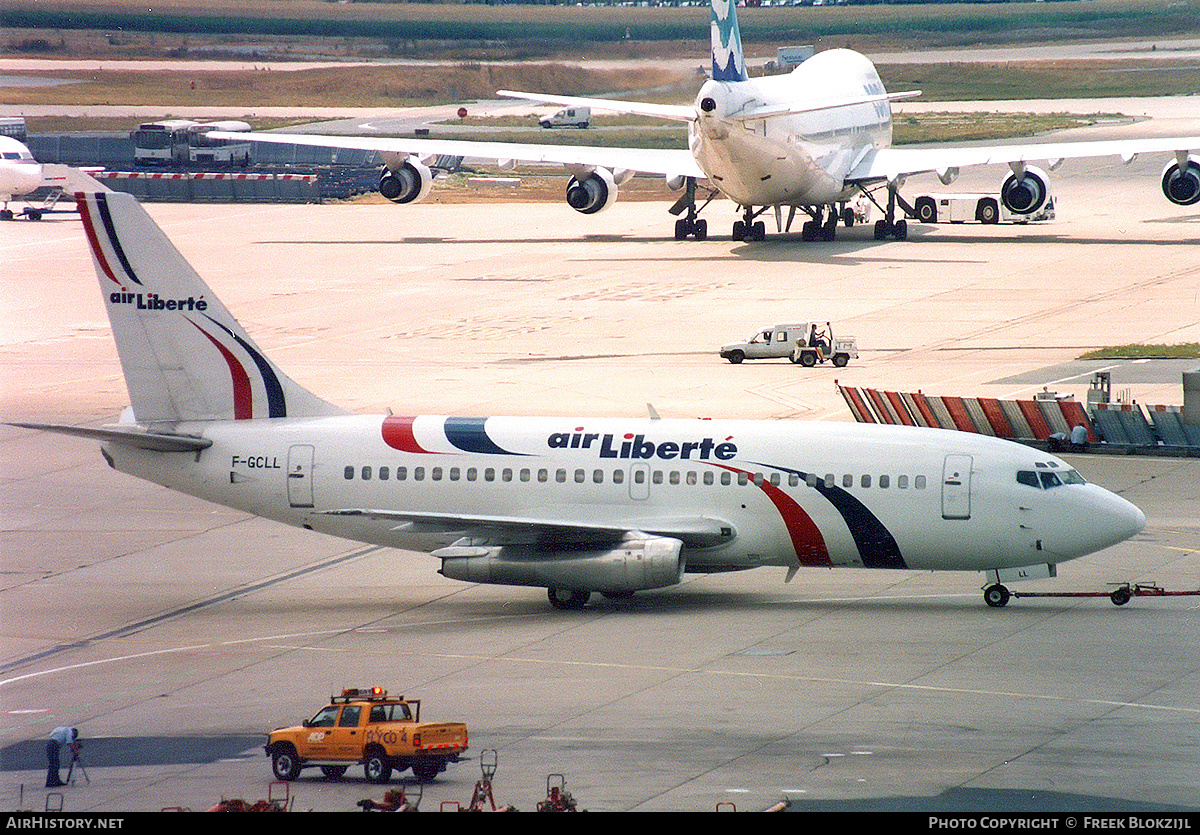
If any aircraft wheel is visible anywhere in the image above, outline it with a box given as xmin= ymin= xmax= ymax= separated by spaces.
xmin=751 ymin=221 xmax=765 ymax=241
xmin=732 ymin=220 xmax=745 ymax=241
xmin=693 ymin=218 xmax=708 ymax=240
xmin=0 ymin=209 xmax=14 ymax=221
xmin=873 ymin=219 xmax=888 ymax=240
xmin=1110 ymin=587 xmax=1132 ymax=606
xmin=674 ymin=218 xmax=692 ymax=240
xmin=841 ymin=207 xmax=855 ymax=227
xmin=548 ymin=588 xmax=591 ymax=610
xmin=892 ymin=219 xmax=908 ymax=240
xmin=984 ymin=584 xmax=1011 ymax=608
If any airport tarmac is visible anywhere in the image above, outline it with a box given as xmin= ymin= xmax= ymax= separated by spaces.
xmin=1 ymin=153 xmax=1198 ymax=813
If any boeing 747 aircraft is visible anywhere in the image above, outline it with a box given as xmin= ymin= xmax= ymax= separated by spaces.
xmin=10 ymin=192 xmax=1145 ymax=609
xmin=212 ymin=0 xmax=1200 ymax=243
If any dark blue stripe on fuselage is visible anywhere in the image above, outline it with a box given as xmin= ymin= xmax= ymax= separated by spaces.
xmin=761 ymin=463 xmax=908 ymax=569
xmin=444 ymin=417 xmax=520 ymax=456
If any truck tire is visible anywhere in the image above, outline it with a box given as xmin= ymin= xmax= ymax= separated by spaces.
xmin=364 ymin=749 xmax=393 ymax=784
xmin=413 ymin=759 xmax=443 ymax=783
xmin=832 ymin=353 xmax=849 ymax=368
xmin=798 ymin=351 xmax=816 ymax=367
xmin=271 ymin=747 xmax=302 ymax=781
xmin=915 ymin=197 xmax=937 ymax=223
xmin=727 ymin=350 xmax=744 ymax=364
xmin=976 ymin=199 xmax=999 ymax=224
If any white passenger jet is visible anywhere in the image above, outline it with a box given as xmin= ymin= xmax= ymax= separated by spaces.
xmin=211 ymin=0 xmax=1200 ymax=242
xmin=0 ymin=135 xmax=50 ymax=220
xmin=10 ymin=192 xmax=1145 ymax=609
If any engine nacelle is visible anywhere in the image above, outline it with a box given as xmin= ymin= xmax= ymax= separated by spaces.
xmin=565 ymin=168 xmax=618 ymax=215
xmin=378 ymin=160 xmax=433 ymax=205
xmin=437 ymin=535 xmax=684 ymax=594
xmin=1000 ymin=164 xmax=1051 ymax=216
xmin=1161 ymin=155 xmax=1200 ymax=206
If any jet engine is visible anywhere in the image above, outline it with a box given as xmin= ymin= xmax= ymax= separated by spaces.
xmin=436 ymin=534 xmax=684 ymax=594
xmin=1161 ymin=155 xmax=1200 ymax=206
xmin=1000 ymin=164 xmax=1051 ymax=216
xmin=378 ymin=160 xmax=433 ymax=205
xmin=565 ymin=168 xmax=618 ymax=215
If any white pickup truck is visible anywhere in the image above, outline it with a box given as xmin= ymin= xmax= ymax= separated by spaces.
xmin=719 ymin=322 xmax=858 ymax=367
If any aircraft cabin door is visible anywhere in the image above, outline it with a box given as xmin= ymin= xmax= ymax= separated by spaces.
xmin=941 ymin=454 xmax=972 ymax=520
xmin=287 ymin=444 xmax=315 ymax=508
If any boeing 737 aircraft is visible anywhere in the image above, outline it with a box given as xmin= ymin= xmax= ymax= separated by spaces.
xmin=211 ymin=0 xmax=1200 ymax=242
xmin=11 ymin=191 xmax=1145 ymax=609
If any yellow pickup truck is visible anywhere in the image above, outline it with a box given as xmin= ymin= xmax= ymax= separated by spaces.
xmin=266 ymin=687 xmax=469 ymax=783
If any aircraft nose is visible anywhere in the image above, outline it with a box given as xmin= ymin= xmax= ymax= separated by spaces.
xmin=1088 ymin=489 xmax=1145 ymax=551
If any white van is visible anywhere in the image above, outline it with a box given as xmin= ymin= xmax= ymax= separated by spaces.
xmin=539 ymin=107 xmax=591 ymax=129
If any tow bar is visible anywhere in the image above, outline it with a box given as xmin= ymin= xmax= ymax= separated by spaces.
xmin=1013 ymin=583 xmax=1200 ymax=607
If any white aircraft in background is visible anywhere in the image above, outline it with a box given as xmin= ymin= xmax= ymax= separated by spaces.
xmin=212 ymin=0 xmax=1200 ymax=242
xmin=10 ymin=192 xmax=1145 ymax=609
xmin=0 ymin=134 xmax=106 ymax=220
xmin=0 ymin=135 xmax=51 ymax=220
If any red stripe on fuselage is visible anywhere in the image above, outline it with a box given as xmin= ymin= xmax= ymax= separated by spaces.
xmin=714 ymin=464 xmax=831 ymax=567
xmin=382 ymin=415 xmax=436 ymax=454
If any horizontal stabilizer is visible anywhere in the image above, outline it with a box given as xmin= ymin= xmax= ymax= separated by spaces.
xmin=733 ymin=90 xmax=921 ymax=123
xmin=7 ymin=422 xmax=211 ymax=452
xmin=497 ymin=90 xmax=696 ymax=123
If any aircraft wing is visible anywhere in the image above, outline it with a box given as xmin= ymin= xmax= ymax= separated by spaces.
xmin=320 ymin=507 xmax=733 ymax=548
xmin=848 ymin=135 xmax=1200 ymax=184
xmin=208 ymin=130 xmax=705 ymax=179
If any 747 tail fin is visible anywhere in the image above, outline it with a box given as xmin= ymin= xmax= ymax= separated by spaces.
xmin=711 ymin=0 xmax=748 ymax=82
xmin=77 ymin=191 xmax=346 ymax=425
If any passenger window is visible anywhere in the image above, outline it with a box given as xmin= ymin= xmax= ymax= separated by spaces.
xmin=379 ymin=466 xmax=389 ymax=481
xmin=344 ymin=466 xmax=354 ymax=480
xmin=915 ymin=475 xmax=926 ymax=489
xmin=556 ymin=469 xmax=567 ymax=483
xmin=653 ymin=471 xmax=664 ymax=485
xmin=737 ymin=472 xmax=748 ymax=486
xmin=879 ymin=475 xmax=889 ymax=488
xmin=861 ymin=474 xmax=871 ymax=488
xmin=806 ymin=473 xmax=818 ymax=488
xmin=843 ymin=474 xmax=853 ymax=488
xmin=686 ymin=472 xmax=697 ymax=486
xmin=538 ymin=469 xmax=548 ymax=483
xmin=361 ymin=466 xmax=372 ymax=481
xmin=574 ymin=469 xmax=585 ymax=484
xmin=484 ymin=468 xmax=495 ymax=482
xmin=593 ymin=469 xmax=604 ymax=484
xmin=824 ymin=474 xmax=834 ymax=488
xmin=414 ymin=467 xmax=425 ymax=481
xmin=703 ymin=471 xmax=714 ymax=486
xmin=897 ymin=475 xmax=908 ymax=489
xmin=769 ymin=473 xmax=780 ymax=487
xmin=432 ymin=467 xmax=442 ymax=481
xmin=449 ymin=467 xmax=460 ymax=481
xmin=467 ymin=468 xmax=477 ymax=481
xmin=634 ymin=469 xmax=646 ymax=484
xmin=721 ymin=472 xmax=732 ymax=486
xmin=613 ymin=469 xmax=625 ymax=484
xmin=397 ymin=467 xmax=406 ymax=481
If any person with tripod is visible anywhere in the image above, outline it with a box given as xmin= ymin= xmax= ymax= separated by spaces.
xmin=45 ymin=727 xmax=80 ymax=788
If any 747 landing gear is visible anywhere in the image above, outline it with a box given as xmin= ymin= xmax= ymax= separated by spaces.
xmin=732 ymin=205 xmax=766 ymax=241
xmin=871 ymin=182 xmax=913 ymax=241
xmin=670 ymin=177 xmax=714 ymax=240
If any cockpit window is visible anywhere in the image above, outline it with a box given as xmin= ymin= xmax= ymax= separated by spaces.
xmin=1039 ymin=472 xmax=1062 ymax=489
xmin=1017 ymin=471 xmax=1040 ymax=488
xmin=1019 ymin=468 xmax=1086 ymax=489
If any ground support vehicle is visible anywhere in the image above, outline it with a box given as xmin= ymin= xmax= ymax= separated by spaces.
xmin=720 ymin=321 xmax=858 ymax=368
xmin=265 ymin=687 xmax=468 ymax=784
xmin=539 ymin=107 xmax=590 ymax=128
xmin=912 ymin=192 xmax=1056 ymax=225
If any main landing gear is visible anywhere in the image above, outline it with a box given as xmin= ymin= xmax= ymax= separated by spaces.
xmin=670 ymin=177 xmax=717 ymax=241
xmin=867 ymin=182 xmax=915 ymax=241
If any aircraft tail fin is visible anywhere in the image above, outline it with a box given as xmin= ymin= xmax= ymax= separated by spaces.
xmin=77 ymin=191 xmax=347 ymax=426
xmin=711 ymin=0 xmax=748 ymax=82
